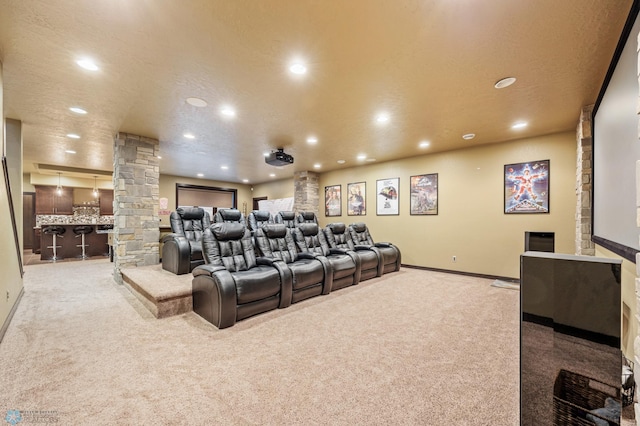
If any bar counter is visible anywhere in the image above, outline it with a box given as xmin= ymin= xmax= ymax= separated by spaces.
xmin=38 ymin=224 xmax=112 ymax=261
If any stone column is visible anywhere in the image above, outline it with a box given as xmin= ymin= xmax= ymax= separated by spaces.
xmin=294 ymin=171 xmax=319 ymax=215
xmin=112 ymin=132 xmax=160 ymax=283
xmin=575 ymin=105 xmax=595 ymax=256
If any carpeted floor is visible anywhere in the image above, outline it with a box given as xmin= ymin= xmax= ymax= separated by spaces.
xmin=0 ymin=260 xmax=520 ymax=425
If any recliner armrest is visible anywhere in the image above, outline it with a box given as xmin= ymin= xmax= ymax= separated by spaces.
xmin=296 ymin=252 xmax=317 ymax=261
xmin=374 ymin=242 xmax=393 ymax=248
xmin=329 ymin=248 xmax=348 ymax=255
xmin=162 ymin=233 xmax=184 ymax=243
xmin=256 ymin=257 xmax=287 ymax=267
xmin=354 ymin=244 xmax=373 ymax=251
xmin=192 ymin=264 xmax=227 ymax=277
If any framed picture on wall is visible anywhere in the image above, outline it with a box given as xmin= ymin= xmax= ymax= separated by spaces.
xmin=376 ymin=177 xmax=399 ymax=215
xmin=504 ymin=160 xmax=550 ymax=214
xmin=410 ymin=173 xmax=438 ymax=215
xmin=325 ymin=184 xmax=342 ymax=217
xmin=347 ymin=182 xmax=366 ymax=216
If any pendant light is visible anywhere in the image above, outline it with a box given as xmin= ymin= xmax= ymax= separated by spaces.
xmin=56 ymin=172 xmax=63 ymax=195
xmin=92 ymin=176 xmax=99 ymax=198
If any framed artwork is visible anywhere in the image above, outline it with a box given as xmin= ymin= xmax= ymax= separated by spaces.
xmin=347 ymin=182 xmax=366 ymax=216
xmin=325 ymin=185 xmax=342 ymax=217
xmin=376 ymin=177 xmax=399 ymax=215
xmin=504 ymin=160 xmax=550 ymax=214
xmin=410 ymin=173 xmax=438 ymax=215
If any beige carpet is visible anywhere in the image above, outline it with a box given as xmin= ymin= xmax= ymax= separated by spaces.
xmin=0 ymin=260 xmax=519 ymax=425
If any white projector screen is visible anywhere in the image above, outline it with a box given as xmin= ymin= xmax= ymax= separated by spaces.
xmin=593 ymin=4 xmax=640 ymax=261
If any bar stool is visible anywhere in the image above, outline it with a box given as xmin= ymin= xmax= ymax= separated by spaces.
xmin=43 ymin=225 xmax=65 ymax=261
xmin=73 ymin=225 xmax=93 ymax=260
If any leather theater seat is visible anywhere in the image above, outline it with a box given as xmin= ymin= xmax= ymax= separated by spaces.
xmin=247 ymin=210 xmax=274 ymax=235
xmin=325 ymin=222 xmax=382 ymax=281
xmin=274 ymin=211 xmax=297 ymax=229
xmin=162 ymin=207 xmax=210 ymax=275
xmin=192 ymin=222 xmax=292 ymax=329
xmin=213 ymin=208 xmax=246 ymax=225
xmin=349 ymin=222 xmax=401 ymax=274
xmin=296 ymin=211 xmax=318 ymax=225
xmin=292 ymin=223 xmax=361 ymax=291
xmin=254 ymin=223 xmax=330 ymax=304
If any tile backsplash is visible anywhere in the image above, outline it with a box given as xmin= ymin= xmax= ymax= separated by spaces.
xmin=36 ymin=206 xmax=114 ymax=226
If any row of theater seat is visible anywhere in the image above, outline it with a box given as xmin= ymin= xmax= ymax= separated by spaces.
xmin=161 ymin=207 xmax=400 ymax=328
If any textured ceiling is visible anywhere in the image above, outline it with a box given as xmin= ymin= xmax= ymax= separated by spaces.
xmin=0 ymin=0 xmax=633 ymax=184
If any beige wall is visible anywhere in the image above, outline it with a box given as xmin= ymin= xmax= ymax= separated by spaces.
xmin=158 ymin=174 xmax=253 ymax=226
xmin=313 ymin=131 xmax=576 ymax=279
xmin=0 ymin=61 xmax=25 ymax=339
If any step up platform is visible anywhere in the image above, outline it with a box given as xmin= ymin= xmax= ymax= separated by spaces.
xmin=121 ymin=264 xmax=192 ymax=318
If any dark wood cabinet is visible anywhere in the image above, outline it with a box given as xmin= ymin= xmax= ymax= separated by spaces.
xmin=33 ymin=228 xmax=41 ymax=254
xmin=99 ymin=190 xmax=114 ymax=215
xmin=35 ymin=185 xmax=73 ymax=214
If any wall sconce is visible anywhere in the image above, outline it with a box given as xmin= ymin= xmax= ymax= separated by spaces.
xmin=56 ymin=172 xmax=63 ymax=195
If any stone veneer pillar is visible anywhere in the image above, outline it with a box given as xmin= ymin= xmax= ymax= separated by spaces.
xmin=294 ymin=171 xmax=319 ymax=215
xmin=112 ymin=132 xmax=160 ymax=283
xmin=575 ymin=105 xmax=595 ymax=256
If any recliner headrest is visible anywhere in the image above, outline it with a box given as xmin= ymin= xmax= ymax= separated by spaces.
xmin=351 ymin=222 xmax=366 ymax=232
xmin=219 ymin=209 xmax=242 ymax=221
xmin=253 ymin=210 xmax=271 ymax=221
xmin=211 ymin=222 xmax=245 ymax=240
xmin=177 ymin=207 xmax=205 ymax=220
xmin=262 ymin=223 xmax=287 ymax=238
xmin=300 ymin=211 xmax=316 ymax=220
xmin=298 ymin=223 xmax=318 ymax=236
xmin=279 ymin=211 xmax=295 ymax=220
xmin=328 ymin=223 xmax=346 ymax=233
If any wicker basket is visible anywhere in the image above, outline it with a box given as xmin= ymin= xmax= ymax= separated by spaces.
xmin=553 ymin=369 xmax=620 ymax=426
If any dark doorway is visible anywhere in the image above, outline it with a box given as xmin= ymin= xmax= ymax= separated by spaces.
xmin=253 ymin=197 xmax=267 ymax=211
xmin=23 ymin=192 xmax=36 ymax=249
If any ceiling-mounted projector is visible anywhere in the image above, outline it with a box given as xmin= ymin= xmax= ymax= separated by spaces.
xmin=265 ymin=148 xmax=294 ymax=166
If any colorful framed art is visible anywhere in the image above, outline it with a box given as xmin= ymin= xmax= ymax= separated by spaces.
xmin=504 ymin=160 xmax=550 ymax=214
xmin=410 ymin=173 xmax=438 ymax=215
xmin=376 ymin=177 xmax=399 ymax=215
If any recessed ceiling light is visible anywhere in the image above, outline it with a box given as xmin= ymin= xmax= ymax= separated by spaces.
xmin=512 ymin=121 xmax=528 ymax=129
xmin=462 ymin=133 xmax=476 ymax=140
xmin=269 ymin=173 xmax=276 ymax=177
xmin=220 ymin=106 xmax=236 ymax=118
xmin=69 ymin=107 xmax=87 ymax=114
xmin=357 ymin=154 xmax=367 ymax=161
xmin=289 ymin=62 xmax=307 ymax=75
xmin=375 ymin=112 xmax=390 ymax=125
xmin=242 ymin=179 xmax=249 ymax=183
xmin=337 ymin=159 xmax=346 ymax=164
xmin=186 ymin=97 xmax=208 ymax=107
xmin=76 ymin=58 xmax=99 ymax=71
xmin=419 ymin=141 xmax=430 ymax=148
xmin=306 ymin=136 xmax=318 ymax=144
xmin=66 ymin=133 xmax=80 ymax=139
xmin=65 ymin=150 xmax=76 ymax=154
xmin=313 ymin=163 xmax=321 ymax=169
xmin=494 ymin=77 xmax=516 ymax=89
xmin=221 ymin=165 xmax=229 ymax=170
xmin=197 ymin=173 xmax=204 ymax=178
xmin=157 ymin=156 xmax=162 ymax=159
xmin=183 ymin=133 xmax=195 ymax=139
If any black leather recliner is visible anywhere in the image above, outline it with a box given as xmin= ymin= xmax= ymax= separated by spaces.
xmin=162 ymin=207 xmax=211 ymax=275
xmin=292 ymin=223 xmax=361 ymax=291
xmin=274 ymin=211 xmax=297 ymax=228
xmin=192 ymin=222 xmax=292 ymax=329
xmin=247 ymin=210 xmax=273 ymax=234
xmin=349 ymin=222 xmax=401 ymax=273
xmin=254 ymin=223 xmax=331 ymax=304
xmin=325 ymin=222 xmax=382 ymax=281
xmin=296 ymin=211 xmax=318 ymax=225
xmin=213 ymin=208 xmax=246 ymax=225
